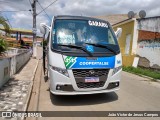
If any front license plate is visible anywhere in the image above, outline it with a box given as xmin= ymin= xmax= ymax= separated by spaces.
xmin=85 ymin=77 xmax=99 ymax=83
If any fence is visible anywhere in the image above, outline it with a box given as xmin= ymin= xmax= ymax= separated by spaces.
xmin=0 ymin=50 xmax=31 ymax=88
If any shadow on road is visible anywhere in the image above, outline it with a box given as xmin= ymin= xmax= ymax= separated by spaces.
xmin=50 ymin=92 xmax=118 ymax=106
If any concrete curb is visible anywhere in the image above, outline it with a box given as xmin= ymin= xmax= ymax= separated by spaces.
xmin=123 ymin=71 xmax=160 ymax=83
xmin=34 ymin=63 xmax=42 ymax=111
xmin=21 ymin=59 xmax=39 ymax=120
xmin=33 ymin=61 xmax=43 ymax=120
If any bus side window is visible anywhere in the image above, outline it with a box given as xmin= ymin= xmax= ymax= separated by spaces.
xmin=108 ymin=29 xmax=116 ymax=44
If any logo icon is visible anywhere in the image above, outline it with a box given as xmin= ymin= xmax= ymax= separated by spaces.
xmin=64 ymin=56 xmax=77 ymax=69
xmin=2 ymin=112 xmax=11 ymax=118
xmin=89 ymin=70 xmax=95 ymax=75
xmin=117 ymin=60 xmax=121 ymax=64
xmin=86 ymin=45 xmax=94 ymax=52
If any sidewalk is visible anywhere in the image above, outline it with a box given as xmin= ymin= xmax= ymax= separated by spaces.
xmin=0 ymin=58 xmax=39 ymax=113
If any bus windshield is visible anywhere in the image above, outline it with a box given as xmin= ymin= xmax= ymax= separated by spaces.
xmin=52 ymin=19 xmax=119 ymax=54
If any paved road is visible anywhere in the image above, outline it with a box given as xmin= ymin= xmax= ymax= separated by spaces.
xmin=28 ymin=47 xmax=160 ymax=120
xmin=32 ymin=63 xmax=160 ymax=120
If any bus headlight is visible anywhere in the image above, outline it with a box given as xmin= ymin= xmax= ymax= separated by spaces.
xmin=50 ymin=65 xmax=69 ymax=77
xmin=112 ymin=66 xmax=122 ymax=76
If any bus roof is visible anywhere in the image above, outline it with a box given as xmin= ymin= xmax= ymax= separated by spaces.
xmin=54 ymin=15 xmax=110 ymax=24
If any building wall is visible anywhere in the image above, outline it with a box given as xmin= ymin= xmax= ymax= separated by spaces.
xmin=137 ymin=17 xmax=160 ymax=70
xmin=113 ymin=20 xmax=135 ymax=66
xmin=0 ymin=50 xmax=30 ymax=88
xmin=137 ymin=40 xmax=160 ymax=69
xmin=138 ymin=30 xmax=160 ymax=40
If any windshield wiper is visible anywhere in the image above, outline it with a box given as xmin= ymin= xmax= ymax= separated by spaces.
xmin=57 ymin=44 xmax=93 ymax=57
xmin=85 ymin=43 xmax=117 ymax=55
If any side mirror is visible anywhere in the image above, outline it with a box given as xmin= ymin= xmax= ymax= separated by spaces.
xmin=115 ymin=28 xmax=122 ymax=39
xmin=40 ymin=23 xmax=51 ymax=35
xmin=40 ymin=23 xmax=46 ymax=35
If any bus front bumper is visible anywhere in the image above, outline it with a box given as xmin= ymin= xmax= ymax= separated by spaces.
xmin=50 ymin=87 xmax=119 ymax=95
xmin=50 ymin=82 xmax=120 ymax=95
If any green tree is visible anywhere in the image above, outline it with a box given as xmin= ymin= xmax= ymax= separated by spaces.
xmin=0 ymin=16 xmax=10 ymax=33
xmin=0 ymin=38 xmax=8 ymax=55
xmin=0 ymin=16 xmax=10 ymax=56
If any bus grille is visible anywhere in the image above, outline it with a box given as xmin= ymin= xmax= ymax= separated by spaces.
xmin=72 ymin=69 xmax=109 ymax=77
xmin=77 ymin=81 xmax=105 ymax=88
xmin=72 ymin=69 xmax=109 ymax=89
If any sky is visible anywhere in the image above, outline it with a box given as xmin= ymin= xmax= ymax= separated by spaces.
xmin=0 ymin=0 xmax=160 ymax=35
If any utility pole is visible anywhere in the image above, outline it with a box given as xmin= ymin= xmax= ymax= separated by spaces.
xmin=30 ymin=0 xmax=57 ymax=58
xmin=32 ymin=0 xmax=37 ymax=58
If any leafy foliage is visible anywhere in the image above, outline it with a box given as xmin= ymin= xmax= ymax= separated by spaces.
xmin=0 ymin=38 xmax=8 ymax=55
xmin=123 ymin=66 xmax=160 ymax=80
xmin=0 ymin=16 xmax=10 ymax=33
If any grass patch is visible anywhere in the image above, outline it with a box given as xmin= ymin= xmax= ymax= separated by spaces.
xmin=123 ymin=66 xmax=160 ymax=80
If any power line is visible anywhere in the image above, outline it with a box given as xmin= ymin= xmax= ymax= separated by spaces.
xmin=0 ymin=0 xmax=11 ymax=1
xmin=37 ymin=0 xmax=57 ymax=15
xmin=0 ymin=0 xmax=21 ymax=3
xmin=0 ymin=1 xmax=11 ymax=3
xmin=28 ymin=0 xmax=57 ymax=58
xmin=28 ymin=0 xmax=33 ymax=15
xmin=37 ymin=1 xmax=51 ymax=20
xmin=0 ymin=10 xmax=32 ymax=12
xmin=28 ymin=0 xmax=32 ymax=5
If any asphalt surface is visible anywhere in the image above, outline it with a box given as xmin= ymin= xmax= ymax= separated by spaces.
xmin=28 ymin=47 xmax=160 ymax=120
xmin=31 ymin=62 xmax=159 ymax=120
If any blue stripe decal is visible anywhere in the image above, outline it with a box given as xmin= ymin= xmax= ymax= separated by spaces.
xmin=69 ymin=56 xmax=115 ymax=69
